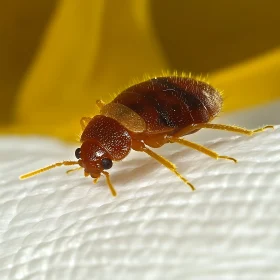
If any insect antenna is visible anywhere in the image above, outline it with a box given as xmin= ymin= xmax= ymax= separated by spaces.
xmin=20 ymin=161 xmax=79 ymax=179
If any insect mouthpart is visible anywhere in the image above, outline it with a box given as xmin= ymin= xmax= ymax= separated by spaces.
xmin=90 ymin=172 xmax=101 ymax=179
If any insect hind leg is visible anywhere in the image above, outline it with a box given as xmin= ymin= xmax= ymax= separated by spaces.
xmin=174 ymin=123 xmax=274 ymax=138
xmin=195 ymin=123 xmax=274 ymax=135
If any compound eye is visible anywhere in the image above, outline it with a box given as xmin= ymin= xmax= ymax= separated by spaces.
xmin=75 ymin=148 xmax=81 ymax=159
xmin=101 ymin=158 xmax=113 ymax=170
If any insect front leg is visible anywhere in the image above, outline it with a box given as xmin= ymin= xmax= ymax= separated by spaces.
xmin=80 ymin=117 xmax=92 ymax=130
xmin=96 ymin=100 xmax=106 ymax=109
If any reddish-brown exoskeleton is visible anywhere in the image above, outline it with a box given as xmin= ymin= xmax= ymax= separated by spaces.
xmin=20 ymin=75 xmax=273 ymax=196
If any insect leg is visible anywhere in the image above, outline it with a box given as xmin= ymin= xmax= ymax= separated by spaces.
xmin=168 ymin=137 xmax=237 ymax=163
xmin=96 ymin=100 xmax=106 ymax=109
xmin=173 ymin=123 xmax=274 ymax=137
xmin=101 ymin=171 xmax=117 ymax=196
xmin=80 ymin=117 xmax=92 ymax=130
xmin=191 ymin=123 xmax=274 ymax=135
xmin=140 ymin=145 xmax=195 ymax=191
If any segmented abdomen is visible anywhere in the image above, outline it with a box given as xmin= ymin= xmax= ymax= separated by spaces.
xmin=113 ymin=76 xmax=222 ymax=133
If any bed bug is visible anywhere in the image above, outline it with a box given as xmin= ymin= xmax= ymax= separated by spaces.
xmin=20 ymin=75 xmax=273 ymax=196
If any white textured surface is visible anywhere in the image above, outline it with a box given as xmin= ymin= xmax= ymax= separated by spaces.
xmin=0 ymin=125 xmax=280 ymax=280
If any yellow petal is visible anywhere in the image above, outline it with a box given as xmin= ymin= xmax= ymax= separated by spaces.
xmin=210 ymin=48 xmax=280 ymax=112
xmin=15 ymin=0 xmax=166 ymax=141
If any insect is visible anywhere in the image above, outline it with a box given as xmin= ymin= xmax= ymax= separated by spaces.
xmin=20 ymin=74 xmax=273 ymax=196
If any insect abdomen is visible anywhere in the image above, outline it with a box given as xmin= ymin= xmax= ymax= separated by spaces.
xmin=112 ymin=76 xmax=222 ymax=133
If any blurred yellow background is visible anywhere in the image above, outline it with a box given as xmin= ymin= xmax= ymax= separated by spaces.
xmin=0 ymin=0 xmax=280 ymax=141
